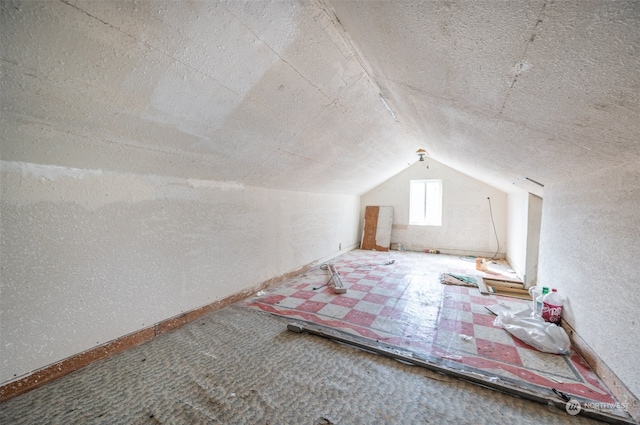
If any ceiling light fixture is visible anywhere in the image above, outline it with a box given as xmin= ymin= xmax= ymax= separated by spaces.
xmin=416 ymin=148 xmax=427 ymax=161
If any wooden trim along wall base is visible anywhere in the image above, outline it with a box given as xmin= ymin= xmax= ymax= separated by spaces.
xmin=0 ymin=259 xmax=324 ymax=404
xmin=562 ymin=320 xmax=640 ymax=422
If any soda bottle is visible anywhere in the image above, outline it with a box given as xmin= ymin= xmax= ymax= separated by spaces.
xmin=542 ymin=288 xmax=563 ymax=324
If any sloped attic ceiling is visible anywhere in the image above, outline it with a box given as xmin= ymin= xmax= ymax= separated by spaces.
xmin=328 ymin=0 xmax=640 ymax=194
xmin=1 ymin=1 xmax=639 ymax=195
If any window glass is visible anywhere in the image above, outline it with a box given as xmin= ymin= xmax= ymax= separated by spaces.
xmin=409 ymin=179 xmax=442 ymax=226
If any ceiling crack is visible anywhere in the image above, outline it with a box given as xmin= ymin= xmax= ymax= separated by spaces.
xmin=221 ymin=4 xmax=330 ymax=100
xmin=315 ymin=0 xmax=375 ymax=84
xmin=497 ymin=1 xmax=548 ymax=118
xmin=221 ymin=4 xmax=375 ymax=134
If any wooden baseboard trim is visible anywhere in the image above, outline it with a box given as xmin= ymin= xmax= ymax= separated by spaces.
xmin=0 ymin=327 xmax=156 ymax=404
xmin=562 ymin=321 xmax=640 ymax=422
xmin=0 ymin=260 xmax=320 ymax=403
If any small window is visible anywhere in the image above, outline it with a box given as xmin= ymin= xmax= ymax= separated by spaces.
xmin=409 ymin=179 xmax=442 ymax=226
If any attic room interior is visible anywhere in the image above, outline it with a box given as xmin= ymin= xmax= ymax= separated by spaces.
xmin=1 ymin=0 xmax=639 ymax=423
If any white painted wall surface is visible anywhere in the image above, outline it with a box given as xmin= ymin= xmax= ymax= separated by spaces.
xmin=0 ymin=161 xmax=360 ymax=384
xmin=507 ymin=191 xmax=528 ymax=280
xmin=524 ymin=194 xmax=543 ymax=289
xmin=538 ymin=159 xmax=640 ymax=398
xmin=360 ymin=160 xmax=507 ymax=257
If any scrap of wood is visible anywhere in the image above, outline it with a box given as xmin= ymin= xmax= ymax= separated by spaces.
xmin=482 ymin=274 xmax=523 ymax=284
xmin=476 ymin=276 xmax=491 ymax=295
xmin=486 ymin=286 xmax=531 ymax=300
xmin=489 ymin=285 xmax=528 ymax=293
xmin=484 ymin=279 xmax=525 ymax=289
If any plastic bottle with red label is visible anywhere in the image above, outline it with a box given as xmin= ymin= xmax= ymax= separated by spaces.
xmin=541 ymin=288 xmax=563 ymax=324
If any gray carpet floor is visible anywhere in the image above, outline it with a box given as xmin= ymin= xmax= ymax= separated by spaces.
xmin=0 ymin=305 xmax=604 ymax=424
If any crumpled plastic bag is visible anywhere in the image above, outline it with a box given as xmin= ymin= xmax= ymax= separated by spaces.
xmin=493 ymin=308 xmax=570 ymax=355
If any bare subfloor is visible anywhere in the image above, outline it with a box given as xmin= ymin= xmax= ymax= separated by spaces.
xmin=0 ymin=305 xmax=603 ymax=424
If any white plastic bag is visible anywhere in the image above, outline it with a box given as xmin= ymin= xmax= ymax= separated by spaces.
xmin=493 ymin=308 xmax=570 ymax=355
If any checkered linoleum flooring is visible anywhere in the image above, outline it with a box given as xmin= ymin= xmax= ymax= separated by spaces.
xmin=240 ymin=249 xmax=617 ymax=406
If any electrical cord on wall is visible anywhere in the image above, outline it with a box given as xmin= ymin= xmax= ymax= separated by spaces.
xmin=487 ymin=197 xmax=500 ymax=260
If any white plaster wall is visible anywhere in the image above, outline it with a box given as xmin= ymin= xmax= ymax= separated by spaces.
xmin=507 ymin=191 xmax=529 ymax=280
xmin=524 ymin=194 xmax=543 ymax=289
xmin=538 ymin=159 xmax=640 ymax=398
xmin=0 ymin=161 xmax=360 ymax=384
xmin=360 ymin=160 xmax=507 ymax=257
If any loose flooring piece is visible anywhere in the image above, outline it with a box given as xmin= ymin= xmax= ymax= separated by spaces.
xmin=242 ymin=250 xmax=632 ymax=423
xmin=0 ymin=306 xmax=607 ymax=425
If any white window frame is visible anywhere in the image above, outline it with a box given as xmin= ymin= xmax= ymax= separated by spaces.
xmin=409 ymin=179 xmax=442 ymax=226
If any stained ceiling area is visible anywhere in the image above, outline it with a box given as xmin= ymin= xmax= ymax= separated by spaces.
xmin=1 ymin=0 xmax=639 ymax=195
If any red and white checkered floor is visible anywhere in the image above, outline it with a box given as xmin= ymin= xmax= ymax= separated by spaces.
xmin=240 ymin=249 xmax=618 ymax=407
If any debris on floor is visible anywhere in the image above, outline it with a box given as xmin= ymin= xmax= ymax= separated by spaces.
xmin=485 ymin=302 xmax=517 ymax=316
xmin=475 ymin=257 xmax=490 ymax=271
xmin=320 ymin=264 xmax=347 ymax=294
xmin=1 ymin=298 xmax=631 ymax=425
xmin=350 ymin=259 xmax=395 ymax=269
xmin=244 ymin=250 xmax=627 ymax=423
xmin=439 ymin=273 xmax=478 ymax=287
xmin=484 ymin=279 xmax=531 ymax=300
xmin=440 ymin=273 xmax=492 ymax=295
xmin=493 ymin=307 xmax=571 ymax=355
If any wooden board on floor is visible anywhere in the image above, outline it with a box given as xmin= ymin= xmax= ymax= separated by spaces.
xmin=484 ymin=279 xmax=525 ymax=289
xmin=476 ymin=276 xmax=491 ymax=295
xmin=486 ymin=285 xmax=531 ymax=300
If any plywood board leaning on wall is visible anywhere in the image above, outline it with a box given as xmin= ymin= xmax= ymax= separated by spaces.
xmin=361 ymin=206 xmax=393 ymax=251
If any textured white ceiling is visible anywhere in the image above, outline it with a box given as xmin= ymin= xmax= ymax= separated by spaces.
xmin=1 ymin=0 xmax=639 ymax=195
